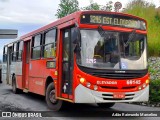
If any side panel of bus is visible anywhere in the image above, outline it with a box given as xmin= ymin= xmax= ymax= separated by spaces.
xmin=2 ymin=46 xmax=7 ymax=84
xmin=7 ymin=45 xmax=13 ymax=85
xmin=25 ymin=29 xmax=57 ymax=96
xmin=1 ymin=64 xmax=7 ymax=84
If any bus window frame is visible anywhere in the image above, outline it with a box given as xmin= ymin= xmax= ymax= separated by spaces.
xmin=17 ymin=40 xmax=23 ymax=62
xmin=12 ymin=42 xmax=18 ymax=62
xmin=31 ymin=33 xmax=42 ymax=60
xmin=42 ymin=28 xmax=57 ymax=59
xmin=3 ymin=46 xmax=8 ymax=63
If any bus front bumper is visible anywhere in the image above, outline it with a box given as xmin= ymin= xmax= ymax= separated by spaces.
xmin=75 ymin=84 xmax=149 ymax=103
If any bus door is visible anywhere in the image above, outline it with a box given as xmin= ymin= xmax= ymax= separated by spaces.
xmin=7 ymin=46 xmax=13 ymax=85
xmin=23 ymin=40 xmax=30 ymax=89
xmin=61 ymin=28 xmax=74 ymax=99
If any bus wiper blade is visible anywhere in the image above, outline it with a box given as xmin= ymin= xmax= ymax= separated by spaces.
xmin=125 ymin=29 xmax=136 ymax=47
xmin=98 ymin=25 xmax=106 ymax=37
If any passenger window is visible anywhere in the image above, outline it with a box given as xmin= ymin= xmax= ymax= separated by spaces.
xmin=3 ymin=46 xmax=7 ymax=62
xmin=43 ymin=29 xmax=57 ymax=58
xmin=17 ymin=41 xmax=23 ymax=61
xmin=12 ymin=43 xmax=17 ymax=62
xmin=32 ymin=34 xmax=42 ymax=59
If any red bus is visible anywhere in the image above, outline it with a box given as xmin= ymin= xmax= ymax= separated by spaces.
xmin=2 ymin=11 xmax=149 ymax=111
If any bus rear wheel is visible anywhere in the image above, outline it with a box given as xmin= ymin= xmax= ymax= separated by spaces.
xmin=12 ymin=76 xmax=19 ymax=94
xmin=46 ymin=82 xmax=63 ymax=111
xmin=97 ymin=103 xmax=115 ymax=108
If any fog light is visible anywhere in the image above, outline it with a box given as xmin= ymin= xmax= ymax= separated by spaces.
xmin=94 ymin=85 xmax=98 ymax=90
xmin=80 ymin=78 xmax=85 ymax=83
xmin=143 ymin=83 xmax=146 ymax=88
xmin=138 ymin=86 xmax=142 ymax=90
xmin=86 ymin=82 xmax=91 ymax=88
xmin=146 ymin=79 xmax=149 ymax=84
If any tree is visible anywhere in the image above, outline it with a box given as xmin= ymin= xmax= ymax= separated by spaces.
xmin=55 ymin=0 xmax=79 ymax=18
xmin=81 ymin=0 xmax=100 ymax=10
xmin=123 ymin=0 xmax=160 ymax=56
xmin=82 ymin=0 xmax=113 ymax=11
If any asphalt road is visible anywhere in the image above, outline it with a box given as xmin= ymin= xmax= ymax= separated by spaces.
xmin=0 ymin=82 xmax=160 ymax=120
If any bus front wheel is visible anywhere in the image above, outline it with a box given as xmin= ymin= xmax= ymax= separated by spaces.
xmin=97 ymin=103 xmax=115 ymax=108
xmin=46 ymin=82 xmax=63 ymax=111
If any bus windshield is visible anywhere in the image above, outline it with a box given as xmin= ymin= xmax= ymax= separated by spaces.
xmin=76 ymin=29 xmax=147 ymax=70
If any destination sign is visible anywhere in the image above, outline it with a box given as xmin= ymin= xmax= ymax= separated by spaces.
xmin=81 ymin=14 xmax=146 ymax=30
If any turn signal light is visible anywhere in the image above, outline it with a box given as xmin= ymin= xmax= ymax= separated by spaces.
xmin=80 ymin=78 xmax=85 ymax=83
xmin=146 ymin=79 xmax=149 ymax=84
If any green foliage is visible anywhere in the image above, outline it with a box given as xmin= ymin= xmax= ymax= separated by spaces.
xmin=82 ymin=0 xmax=113 ymax=11
xmin=55 ymin=0 xmax=79 ymax=18
xmin=149 ymin=80 xmax=160 ymax=103
xmin=82 ymin=0 xmax=100 ymax=10
xmin=123 ymin=0 xmax=160 ymax=56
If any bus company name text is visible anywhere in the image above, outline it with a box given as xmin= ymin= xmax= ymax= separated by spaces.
xmin=97 ymin=80 xmax=117 ymax=85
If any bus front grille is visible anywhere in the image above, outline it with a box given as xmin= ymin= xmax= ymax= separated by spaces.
xmin=103 ymin=98 xmax=133 ymax=100
xmin=91 ymin=72 xmax=144 ymax=79
xmin=100 ymin=86 xmax=137 ymax=90
xmin=78 ymin=65 xmax=148 ymax=79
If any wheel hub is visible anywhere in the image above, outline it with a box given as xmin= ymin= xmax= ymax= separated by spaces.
xmin=49 ymin=90 xmax=57 ymax=103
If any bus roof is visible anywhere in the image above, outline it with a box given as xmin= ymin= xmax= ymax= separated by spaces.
xmin=5 ymin=10 xmax=146 ymax=46
xmin=20 ymin=11 xmax=146 ymax=39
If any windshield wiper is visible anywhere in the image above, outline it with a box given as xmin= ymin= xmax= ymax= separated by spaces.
xmin=98 ymin=25 xmax=106 ymax=37
xmin=124 ymin=29 xmax=137 ymax=47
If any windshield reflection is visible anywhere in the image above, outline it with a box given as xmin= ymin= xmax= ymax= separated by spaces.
xmin=76 ymin=29 xmax=147 ymax=70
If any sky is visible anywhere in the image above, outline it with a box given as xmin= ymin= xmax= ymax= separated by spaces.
xmin=0 ymin=0 xmax=160 ymax=60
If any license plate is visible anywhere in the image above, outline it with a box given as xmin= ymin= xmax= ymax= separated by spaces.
xmin=113 ymin=92 xmax=125 ymax=99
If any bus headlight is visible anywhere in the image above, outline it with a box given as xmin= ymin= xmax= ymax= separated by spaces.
xmin=86 ymin=82 xmax=91 ymax=88
xmin=146 ymin=79 xmax=149 ymax=84
xmin=80 ymin=78 xmax=85 ymax=83
xmin=94 ymin=85 xmax=98 ymax=90
xmin=142 ymin=83 xmax=146 ymax=88
xmin=138 ymin=86 xmax=142 ymax=90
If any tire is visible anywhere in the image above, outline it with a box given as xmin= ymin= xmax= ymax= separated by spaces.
xmin=12 ymin=76 xmax=19 ymax=94
xmin=45 ymin=82 xmax=63 ymax=111
xmin=97 ymin=103 xmax=115 ymax=108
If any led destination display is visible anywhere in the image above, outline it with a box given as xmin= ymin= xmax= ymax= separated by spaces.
xmin=81 ymin=14 xmax=146 ymax=30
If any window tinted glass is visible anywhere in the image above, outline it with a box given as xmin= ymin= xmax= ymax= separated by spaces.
xmin=45 ymin=29 xmax=56 ymax=44
xmin=19 ymin=41 xmax=23 ymax=51
xmin=14 ymin=43 xmax=17 ymax=52
xmin=12 ymin=52 xmax=17 ymax=62
xmin=18 ymin=51 xmax=22 ymax=61
xmin=4 ymin=47 xmax=7 ymax=54
xmin=32 ymin=47 xmax=41 ymax=59
xmin=43 ymin=29 xmax=57 ymax=58
xmin=34 ymin=35 xmax=41 ymax=47
xmin=44 ymin=44 xmax=56 ymax=58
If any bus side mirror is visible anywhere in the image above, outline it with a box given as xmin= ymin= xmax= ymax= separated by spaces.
xmin=72 ymin=27 xmax=81 ymax=53
xmin=72 ymin=27 xmax=80 ymax=44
